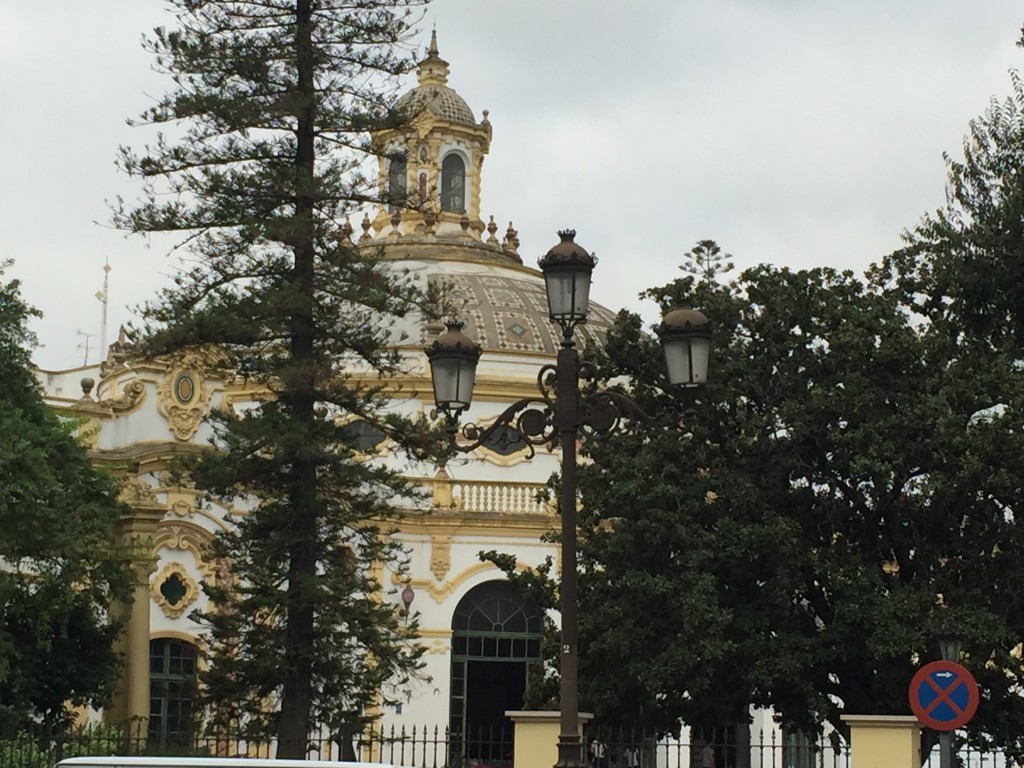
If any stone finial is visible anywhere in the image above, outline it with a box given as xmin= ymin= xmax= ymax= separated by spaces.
xmin=481 ymin=109 xmax=490 ymax=125
xmin=81 ymin=377 xmax=95 ymax=399
xmin=486 ymin=215 xmax=499 ymax=245
xmin=359 ymin=212 xmax=373 ymax=242
xmin=460 ymin=214 xmax=471 ymax=233
xmin=100 ymin=325 xmax=131 ymax=377
xmin=339 ymin=218 xmax=354 ymax=243
xmin=390 ymin=209 xmax=402 ymax=229
xmin=424 ymin=209 xmax=437 ymax=233
xmin=503 ymin=221 xmax=520 ymax=251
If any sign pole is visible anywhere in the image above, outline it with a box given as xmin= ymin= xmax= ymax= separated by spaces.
xmin=939 ymin=732 xmax=951 ymax=768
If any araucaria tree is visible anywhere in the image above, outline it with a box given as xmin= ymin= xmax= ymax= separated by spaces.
xmin=114 ymin=1 xmax=439 ymax=755
xmin=0 ymin=264 xmax=133 ymax=739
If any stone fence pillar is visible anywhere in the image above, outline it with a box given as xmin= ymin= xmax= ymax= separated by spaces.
xmin=841 ymin=715 xmax=921 ymax=768
xmin=507 ymin=711 xmax=593 ymax=768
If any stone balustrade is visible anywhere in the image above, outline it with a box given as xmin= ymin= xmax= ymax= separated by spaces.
xmin=424 ymin=473 xmax=551 ymax=516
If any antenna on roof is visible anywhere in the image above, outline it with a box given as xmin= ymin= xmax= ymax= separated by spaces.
xmin=95 ymin=259 xmax=111 ymax=359
xmin=76 ymin=329 xmax=96 ymax=367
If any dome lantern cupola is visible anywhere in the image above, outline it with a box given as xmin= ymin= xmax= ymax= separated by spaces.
xmin=370 ymin=31 xmax=505 ymax=254
xmin=416 ymin=30 xmax=451 ymax=89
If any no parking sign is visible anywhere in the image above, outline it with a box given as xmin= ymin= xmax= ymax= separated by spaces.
xmin=908 ymin=660 xmax=979 ymax=731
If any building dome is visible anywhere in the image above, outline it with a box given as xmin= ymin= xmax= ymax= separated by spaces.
xmin=394 ymin=31 xmax=478 ymax=127
xmin=394 ymin=84 xmax=475 ymax=126
xmin=420 ymin=264 xmax=615 ymax=356
xmin=377 ymin=239 xmax=617 ymax=357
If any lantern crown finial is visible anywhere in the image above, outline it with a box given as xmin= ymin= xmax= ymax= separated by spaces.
xmin=539 ymin=229 xmax=598 ymax=270
xmin=538 ymin=230 xmax=598 ymax=332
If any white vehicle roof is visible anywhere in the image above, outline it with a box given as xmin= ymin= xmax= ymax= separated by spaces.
xmin=56 ymin=759 xmax=393 ymax=768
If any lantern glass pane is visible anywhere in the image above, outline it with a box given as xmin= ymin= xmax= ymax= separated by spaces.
xmin=662 ymin=338 xmax=692 ymax=386
xmin=689 ymin=337 xmax=710 ymax=385
xmin=431 ymin=356 xmax=476 ymax=411
xmin=455 ymin=362 xmax=477 ymax=411
xmin=544 ymin=269 xmax=592 ymax=322
xmin=663 ymin=336 xmax=711 ymax=387
xmin=430 ymin=357 xmax=458 ymax=409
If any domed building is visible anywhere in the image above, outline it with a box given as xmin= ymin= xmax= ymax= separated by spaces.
xmin=37 ymin=32 xmax=616 ymax=759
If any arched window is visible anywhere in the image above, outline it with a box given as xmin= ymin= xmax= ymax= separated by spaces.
xmin=440 ymin=154 xmax=466 ymax=213
xmin=149 ymin=638 xmax=198 ymax=746
xmin=450 ymin=581 xmax=541 ymax=764
xmin=387 ymin=154 xmax=407 ymax=212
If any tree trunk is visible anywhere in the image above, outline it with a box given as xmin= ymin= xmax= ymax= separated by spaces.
xmin=277 ymin=0 xmax=318 ymax=758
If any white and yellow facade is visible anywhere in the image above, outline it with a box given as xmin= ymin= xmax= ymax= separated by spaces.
xmin=36 ymin=35 xmax=615 ymax=749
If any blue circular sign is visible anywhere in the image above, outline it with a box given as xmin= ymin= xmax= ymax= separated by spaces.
xmin=908 ymin=660 xmax=979 ymax=731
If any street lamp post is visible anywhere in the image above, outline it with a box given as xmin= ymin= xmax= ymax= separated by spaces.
xmin=937 ymin=633 xmax=962 ymax=768
xmin=426 ymin=230 xmax=711 ymax=768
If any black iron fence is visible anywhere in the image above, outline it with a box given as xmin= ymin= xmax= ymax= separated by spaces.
xmin=0 ymin=724 xmax=508 ymax=768
xmin=2 ymin=723 xmax=1019 ymax=768
xmin=583 ymin=728 xmax=849 ymax=768
xmin=921 ymin=746 xmax=1023 ymax=768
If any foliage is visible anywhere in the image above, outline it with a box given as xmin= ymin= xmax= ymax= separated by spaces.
xmin=877 ymin=70 xmax=1024 ymax=355
xmin=0 ymin=264 xmax=133 ymax=739
xmin=577 ymin=242 xmax=1024 ymax=750
xmin=114 ymin=0 xmax=444 ymax=755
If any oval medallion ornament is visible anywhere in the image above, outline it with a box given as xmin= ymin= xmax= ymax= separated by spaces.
xmin=174 ymin=373 xmax=196 ymax=404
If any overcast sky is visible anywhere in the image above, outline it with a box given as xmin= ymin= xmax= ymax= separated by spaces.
xmin=2 ymin=1 xmax=1021 ymax=370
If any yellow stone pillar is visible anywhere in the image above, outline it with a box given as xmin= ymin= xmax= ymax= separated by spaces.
xmin=507 ymin=711 xmax=593 ymax=768
xmin=841 ymin=715 xmax=921 ymax=768
xmin=106 ymin=504 xmax=164 ymax=738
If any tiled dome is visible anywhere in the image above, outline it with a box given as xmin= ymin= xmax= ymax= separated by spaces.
xmin=394 ymin=85 xmax=476 ymax=126
xmin=394 ymin=31 xmax=478 ymax=128
xmin=423 ymin=270 xmax=615 ymax=355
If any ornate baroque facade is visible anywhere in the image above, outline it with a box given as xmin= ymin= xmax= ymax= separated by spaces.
xmin=37 ymin=35 xmax=615 ymax=750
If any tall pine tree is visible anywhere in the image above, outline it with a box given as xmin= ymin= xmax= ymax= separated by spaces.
xmin=114 ymin=1 xmax=440 ymax=755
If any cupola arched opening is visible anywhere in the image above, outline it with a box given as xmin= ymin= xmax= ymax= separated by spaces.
xmin=440 ymin=153 xmax=466 ymax=214
xmin=387 ymin=153 xmax=408 ymax=212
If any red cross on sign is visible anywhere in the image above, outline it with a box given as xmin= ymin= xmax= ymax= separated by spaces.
xmin=908 ymin=660 xmax=979 ymax=732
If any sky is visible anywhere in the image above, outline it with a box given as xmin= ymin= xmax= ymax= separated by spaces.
xmin=1 ymin=1 xmax=1022 ymax=370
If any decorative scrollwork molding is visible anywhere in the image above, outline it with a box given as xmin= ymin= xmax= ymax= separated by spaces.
xmin=427 ymin=638 xmax=449 ymax=655
xmin=430 ymin=535 xmax=452 ymax=581
xmin=99 ymin=380 xmax=147 ymax=414
xmin=150 ymin=561 xmax=200 ymax=619
xmin=119 ymin=477 xmax=162 ymax=509
xmin=156 ymin=353 xmax=212 ymax=441
xmin=154 ymin=523 xmax=216 ymax=583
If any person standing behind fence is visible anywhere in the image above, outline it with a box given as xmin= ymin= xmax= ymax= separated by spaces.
xmin=589 ymin=738 xmax=608 ymax=768
xmin=623 ymin=745 xmax=639 ymax=768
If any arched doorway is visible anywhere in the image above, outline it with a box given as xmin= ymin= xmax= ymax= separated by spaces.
xmin=450 ymin=581 xmax=542 ymax=765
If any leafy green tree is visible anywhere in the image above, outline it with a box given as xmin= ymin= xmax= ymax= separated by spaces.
xmin=577 ymin=246 xmax=1024 ymax=754
xmin=0 ymin=263 xmax=133 ymax=739
xmin=113 ymin=0 xmax=443 ymax=756
xmin=879 ymin=63 xmax=1024 ymax=353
